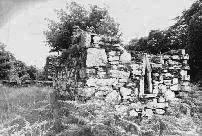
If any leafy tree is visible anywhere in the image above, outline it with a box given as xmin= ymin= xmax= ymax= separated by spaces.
xmin=182 ymin=0 xmax=202 ymax=81
xmin=0 ymin=43 xmax=13 ymax=80
xmin=27 ymin=65 xmax=38 ymax=80
xmin=44 ymin=2 xmax=120 ymax=53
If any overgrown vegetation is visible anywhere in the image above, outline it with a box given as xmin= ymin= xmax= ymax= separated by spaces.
xmin=0 ymin=86 xmax=54 ymax=135
xmin=47 ymin=83 xmax=201 ymax=136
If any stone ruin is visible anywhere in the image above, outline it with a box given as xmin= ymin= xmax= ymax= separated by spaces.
xmin=53 ymin=31 xmax=190 ymax=119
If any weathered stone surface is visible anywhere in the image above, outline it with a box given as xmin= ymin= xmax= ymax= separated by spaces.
xmin=172 ymin=78 xmax=179 ymax=84
xmin=144 ymin=109 xmax=153 ymax=118
xmin=155 ymin=103 xmax=168 ymax=108
xmin=130 ymin=102 xmax=142 ymax=109
xmin=79 ymin=87 xmax=96 ymax=97
xmin=155 ymin=109 xmax=165 ymax=114
xmin=86 ymin=48 xmax=107 ymax=67
xmin=106 ymin=90 xmax=121 ymax=104
xmin=120 ymin=87 xmax=132 ymax=99
xmin=115 ymin=105 xmax=128 ymax=116
xmin=158 ymin=96 xmax=166 ymax=103
xmin=120 ymin=51 xmax=131 ymax=63
xmin=164 ymin=90 xmax=175 ymax=101
xmin=129 ymin=110 xmax=138 ymax=117
xmin=95 ymin=91 xmax=106 ymax=98
xmin=109 ymin=70 xmax=130 ymax=79
xmin=86 ymin=78 xmax=118 ymax=87
xmin=108 ymin=56 xmax=120 ymax=61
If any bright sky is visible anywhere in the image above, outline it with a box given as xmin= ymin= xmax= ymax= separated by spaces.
xmin=0 ymin=0 xmax=195 ymax=68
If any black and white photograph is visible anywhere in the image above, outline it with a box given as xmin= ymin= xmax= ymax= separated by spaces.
xmin=0 ymin=0 xmax=201 ymax=135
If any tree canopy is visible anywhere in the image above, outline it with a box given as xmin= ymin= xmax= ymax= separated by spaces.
xmin=44 ymin=2 xmax=121 ymax=53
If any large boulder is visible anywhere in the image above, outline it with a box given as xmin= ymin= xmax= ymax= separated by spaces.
xmin=86 ymin=48 xmax=107 ymax=67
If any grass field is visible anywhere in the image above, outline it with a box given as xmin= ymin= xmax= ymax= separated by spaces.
xmin=0 ymin=85 xmax=55 ymax=136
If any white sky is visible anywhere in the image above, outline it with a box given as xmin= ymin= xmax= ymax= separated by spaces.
xmin=0 ymin=0 xmax=195 ymax=68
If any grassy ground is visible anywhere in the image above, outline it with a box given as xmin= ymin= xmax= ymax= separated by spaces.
xmin=0 ymin=85 xmax=54 ymax=136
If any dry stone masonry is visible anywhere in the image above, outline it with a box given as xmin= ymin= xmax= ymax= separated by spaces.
xmin=54 ymin=31 xmax=190 ymax=119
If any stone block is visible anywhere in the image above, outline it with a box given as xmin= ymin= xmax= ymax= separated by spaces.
xmin=130 ymin=102 xmax=143 ymax=110
xmin=86 ymin=78 xmax=118 ymax=87
xmin=120 ymin=87 xmax=132 ymax=99
xmin=97 ymin=71 xmax=107 ymax=78
xmin=158 ymin=96 xmax=166 ymax=103
xmin=155 ymin=103 xmax=168 ymax=108
xmin=108 ymin=56 xmax=120 ymax=61
xmin=86 ymin=48 xmax=107 ymax=67
xmin=119 ymin=78 xmax=128 ymax=83
xmin=108 ymin=51 xmax=117 ymax=56
xmin=172 ymin=55 xmax=180 ymax=60
xmin=129 ymin=110 xmax=138 ymax=117
xmin=106 ymin=90 xmax=121 ymax=104
xmin=180 ymin=70 xmax=187 ymax=76
xmin=109 ymin=70 xmax=130 ymax=79
xmin=130 ymin=64 xmax=142 ymax=70
xmin=182 ymin=54 xmax=189 ymax=60
xmin=132 ymin=70 xmax=142 ymax=75
xmin=143 ymin=109 xmax=153 ymax=118
xmin=181 ymin=75 xmax=190 ymax=81
xmin=155 ymin=109 xmax=165 ymax=114
xmin=97 ymin=86 xmax=113 ymax=92
xmin=170 ymin=84 xmax=180 ymax=91
xmin=109 ymin=60 xmax=119 ymax=65
xmin=172 ymin=78 xmax=179 ymax=84
xmin=164 ymin=90 xmax=175 ymax=101
xmin=120 ymin=51 xmax=131 ymax=63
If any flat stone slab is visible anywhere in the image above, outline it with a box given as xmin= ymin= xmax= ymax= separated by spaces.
xmin=86 ymin=48 xmax=107 ymax=67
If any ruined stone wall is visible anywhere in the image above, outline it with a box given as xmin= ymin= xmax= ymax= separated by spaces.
xmin=54 ymin=32 xmax=190 ymax=118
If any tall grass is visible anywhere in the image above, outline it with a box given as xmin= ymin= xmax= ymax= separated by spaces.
xmin=0 ymin=85 xmax=54 ymax=136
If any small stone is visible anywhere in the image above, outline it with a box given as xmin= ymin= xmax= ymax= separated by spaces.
xmin=155 ymin=109 xmax=165 ymax=114
xmin=93 ymin=35 xmax=101 ymax=43
xmin=156 ymin=103 xmax=168 ymax=108
xmin=164 ymin=79 xmax=172 ymax=85
xmin=172 ymin=78 xmax=179 ymax=84
xmin=108 ymin=51 xmax=116 ymax=56
xmin=119 ymin=78 xmax=128 ymax=83
xmin=95 ymin=91 xmax=105 ymax=98
xmin=86 ymin=78 xmax=97 ymax=87
xmin=144 ymin=109 xmax=153 ymax=118
xmin=129 ymin=110 xmax=138 ymax=117
xmin=158 ymin=96 xmax=166 ymax=103
xmin=108 ymin=56 xmax=120 ymax=61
